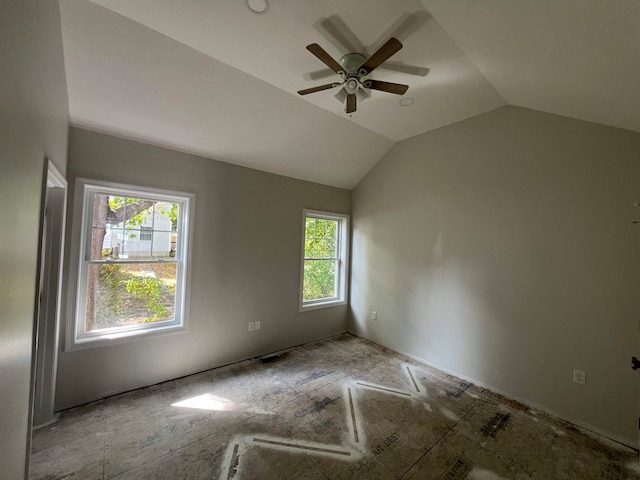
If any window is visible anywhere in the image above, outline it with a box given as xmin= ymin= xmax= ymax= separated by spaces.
xmin=69 ymin=179 xmax=194 ymax=348
xmin=300 ymin=209 xmax=349 ymax=311
xmin=139 ymin=226 xmax=153 ymax=241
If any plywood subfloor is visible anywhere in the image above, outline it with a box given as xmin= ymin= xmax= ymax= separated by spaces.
xmin=31 ymin=334 xmax=640 ymax=479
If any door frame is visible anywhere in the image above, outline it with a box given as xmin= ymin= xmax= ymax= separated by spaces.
xmin=32 ymin=159 xmax=67 ymax=428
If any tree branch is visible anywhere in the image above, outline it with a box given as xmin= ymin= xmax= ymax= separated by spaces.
xmin=107 ymin=200 xmax=154 ymax=224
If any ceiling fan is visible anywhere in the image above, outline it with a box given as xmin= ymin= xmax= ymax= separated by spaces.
xmin=297 ymin=37 xmax=409 ymax=114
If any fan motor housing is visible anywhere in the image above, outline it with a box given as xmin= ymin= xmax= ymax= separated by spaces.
xmin=338 ymin=53 xmax=366 ymax=75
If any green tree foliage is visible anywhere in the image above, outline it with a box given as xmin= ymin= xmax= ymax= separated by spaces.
xmin=164 ymin=203 xmax=178 ymax=231
xmin=303 ymin=217 xmax=338 ymax=301
xmin=95 ymin=263 xmax=173 ymax=327
xmin=124 ymin=276 xmax=170 ymax=321
xmin=108 ymin=196 xmax=150 ymax=228
xmin=98 ymin=263 xmax=124 ymax=318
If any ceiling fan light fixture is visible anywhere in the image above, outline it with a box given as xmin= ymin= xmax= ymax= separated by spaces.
xmin=335 ymin=84 xmax=370 ymax=106
xmin=345 ymin=78 xmax=359 ymax=94
xmin=356 ymin=88 xmax=370 ymax=103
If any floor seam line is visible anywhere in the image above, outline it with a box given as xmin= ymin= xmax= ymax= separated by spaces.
xmin=398 ymin=398 xmax=480 ymax=480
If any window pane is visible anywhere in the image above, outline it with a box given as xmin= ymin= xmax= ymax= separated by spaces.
xmin=100 ymin=225 xmax=122 ymax=260
xmin=152 ymin=201 xmax=179 ymax=258
xmin=170 ymin=231 xmax=178 ymax=258
xmin=121 ymin=197 xmax=154 ymax=230
xmin=303 ymin=259 xmax=336 ymax=301
xmin=92 ymin=194 xmax=111 ymax=228
xmin=84 ymin=263 xmax=177 ymax=332
xmin=305 ymin=217 xmax=315 ymax=237
xmin=305 ymin=218 xmax=338 ymax=258
xmin=152 ymin=230 xmax=173 ymax=259
xmin=122 ymin=229 xmax=151 ymax=259
xmin=90 ymin=227 xmax=108 ymax=260
xmin=105 ymin=195 xmax=125 ymax=228
xmin=153 ymin=201 xmax=178 ymax=232
xmin=305 ymin=237 xmax=337 ymax=258
xmin=90 ymin=194 xmax=165 ymax=261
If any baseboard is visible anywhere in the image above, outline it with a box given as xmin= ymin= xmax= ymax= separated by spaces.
xmin=56 ymin=330 xmax=350 ymax=413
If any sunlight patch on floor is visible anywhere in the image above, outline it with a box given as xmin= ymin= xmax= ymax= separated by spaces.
xmin=172 ymin=393 xmax=234 ymax=411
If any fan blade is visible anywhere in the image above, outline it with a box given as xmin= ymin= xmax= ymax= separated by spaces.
xmin=359 ymin=37 xmax=403 ymax=75
xmin=366 ymin=80 xmax=409 ymax=95
xmin=377 ymin=12 xmax=430 ymax=44
xmin=306 ymin=44 xmax=345 ymax=74
xmin=380 ymin=63 xmax=429 ymax=77
xmin=316 ymin=15 xmax=364 ymax=53
xmin=346 ymin=93 xmax=356 ymax=113
xmin=304 ymin=68 xmax=335 ymax=81
xmin=297 ymin=83 xmax=341 ymax=95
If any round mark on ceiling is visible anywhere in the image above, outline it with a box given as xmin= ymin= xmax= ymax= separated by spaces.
xmin=245 ymin=0 xmax=269 ymax=15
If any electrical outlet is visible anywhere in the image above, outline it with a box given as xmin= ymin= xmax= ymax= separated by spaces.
xmin=371 ymin=311 xmax=377 ymax=321
xmin=255 ymin=321 xmax=261 ymax=330
xmin=248 ymin=322 xmax=255 ymax=332
xmin=573 ymin=369 xmax=586 ymax=386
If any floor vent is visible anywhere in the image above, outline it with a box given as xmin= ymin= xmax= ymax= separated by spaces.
xmin=260 ymin=354 xmax=282 ymax=364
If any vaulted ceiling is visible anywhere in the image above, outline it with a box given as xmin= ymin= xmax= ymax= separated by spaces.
xmin=59 ymin=0 xmax=640 ymax=189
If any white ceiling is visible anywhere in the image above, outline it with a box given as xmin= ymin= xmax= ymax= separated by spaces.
xmin=58 ymin=1 xmax=640 ymax=189
xmin=421 ymin=0 xmax=640 ymax=135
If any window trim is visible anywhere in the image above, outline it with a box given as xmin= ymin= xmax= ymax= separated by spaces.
xmin=299 ymin=209 xmax=349 ymax=312
xmin=65 ymin=178 xmax=195 ymax=351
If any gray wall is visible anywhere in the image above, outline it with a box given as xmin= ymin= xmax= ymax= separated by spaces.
xmin=56 ymin=127 xmax=351 ymax=409
xmin=350 ymin=106 xmax=640 ymax=445
xmin=0 ymin=1 xmax=69 ymax=478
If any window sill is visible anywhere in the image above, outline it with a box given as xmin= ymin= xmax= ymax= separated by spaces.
xmin=66 ymin=323 xmax=186 ymax=351
xmin=299 ymin=298 xmax=347 ymax=312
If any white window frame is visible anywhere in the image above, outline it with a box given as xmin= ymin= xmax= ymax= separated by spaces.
xmin=299 ymin=209 xmax=349 ymax=312
xmin=66 ymin=178 xmax=194 ymax=350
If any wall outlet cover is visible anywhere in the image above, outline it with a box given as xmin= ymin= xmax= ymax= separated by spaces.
xmin=248 ymin=322 xmax=255 ymax=332
xmin=573 ymin=369 xmax=586 ymax=386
